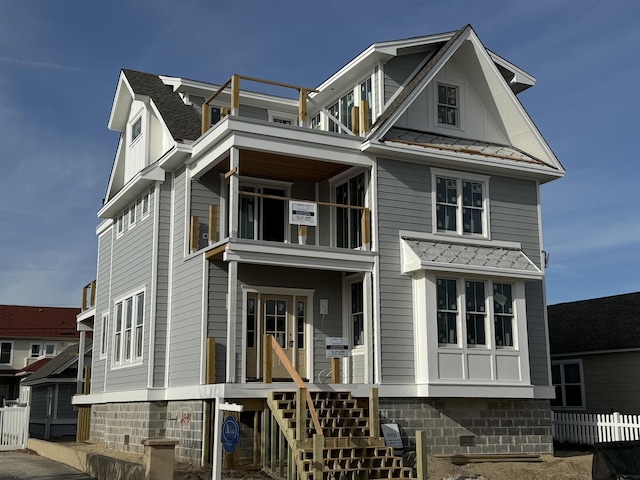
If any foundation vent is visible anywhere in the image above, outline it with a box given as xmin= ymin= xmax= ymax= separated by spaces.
xmin=459 ymin=435 xmax=476 ymax=447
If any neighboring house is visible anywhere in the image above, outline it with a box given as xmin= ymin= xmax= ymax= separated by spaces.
xmin=20 ymin=343 xmax=92 ymax=440
xmin=0 ymin=305 xmax=81 ymax=404
xmin=548 ymin=292 xmax=640 ymax=414
xmin=74 ymin=24 xmax=564 ymax=464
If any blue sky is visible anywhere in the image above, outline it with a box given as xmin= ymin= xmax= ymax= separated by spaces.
xmin=0 ymin=0 xmax=638 ymax=307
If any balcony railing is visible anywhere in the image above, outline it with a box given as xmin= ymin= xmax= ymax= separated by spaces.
xmin=81 ymin=280 xmax=96 ymax=311
xmin=200 ymin=74 xmax=370 ymax=136
xmin=189 ymin=192 xmax=370 ymax=253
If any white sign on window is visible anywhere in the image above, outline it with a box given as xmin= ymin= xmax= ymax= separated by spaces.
xmin=289 ymin=201 xmax=317 ymax=226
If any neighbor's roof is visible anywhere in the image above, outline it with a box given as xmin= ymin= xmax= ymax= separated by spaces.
xmin=21 ymin=343 xmax=89 ymax=385
xmin=548 ymin=292 xmax=640 ymax=355
xmin=384 ymin=127 xmax=549 ymax=166
xmin=122 ymin=69 xmax=201 ymax=142
xmin=0 ymin=305 xmax=81 ymax=339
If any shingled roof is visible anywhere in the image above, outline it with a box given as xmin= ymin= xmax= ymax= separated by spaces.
xmin=0 ymin=305 xmax=81 ymax=339
xmin=21 ymin=343 xmax=88 ymax=385
xmin=122 ymin=69 xmax=202 ymax=142
xmin=548 ymin=292 xmax=640 ymax=355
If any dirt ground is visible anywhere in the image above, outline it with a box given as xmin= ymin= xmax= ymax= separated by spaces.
xmin=55 ymin=442 xmax=593 ymax=480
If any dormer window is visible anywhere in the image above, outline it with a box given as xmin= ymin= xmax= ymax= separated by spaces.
xmin=437 ymin=84 xmax=458 ymax=127
xmin=131 ymin=117 xmax=142 ymax=143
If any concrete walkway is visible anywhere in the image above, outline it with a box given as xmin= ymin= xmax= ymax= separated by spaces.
xmin=0 ymin=452 xmax=94 ymax=479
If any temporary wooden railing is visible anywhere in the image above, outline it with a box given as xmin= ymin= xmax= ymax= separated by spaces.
xmin=239 ymin=190 xmax=371 ymax=248
xmin=189 ymin=205 xmax=219 ymax=253
xmin=81 ymin=280 xmax=96 ymax=311
xmin=201 ymin=74 xmax=319 ymax=134
xmin=263 ymin=334 xmax=322 ymax=436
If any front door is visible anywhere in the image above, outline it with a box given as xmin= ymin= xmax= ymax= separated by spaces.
xmin=245 ymin=294 xmax=307 ymax=380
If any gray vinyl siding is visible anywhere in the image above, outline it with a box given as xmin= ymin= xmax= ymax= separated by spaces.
xmin=239 ymin=104 xmax=268 ymax=122
xmin=207 ymin=262 xmax=228 ymax=383
xmin=107 ymin=191 xmax=155 ymax=391
xmin=376 ymin=158 xmax=431 ymax=383
xmin=525 ymin=280 xmax=549 ymax=386
xmin=153 ymin=182 xmax=171 ymax=387
xmin=490 ymin=176 xmax=541 ymax=267
xmin=92 ymin=229 xmax=112 ymax=394
xmin=167 ymin=168 xmax=204 ymax=387
xmin=236 ymin=265 xmax=342 ymax=382
xmin=384 ymin=52 xmax=428 ymax=104
xmin=582 ymin=351 xmax=640 ymax=413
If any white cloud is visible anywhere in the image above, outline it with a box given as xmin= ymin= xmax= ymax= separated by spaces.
xmin=0 ymin=55 xmax=80 ymax=71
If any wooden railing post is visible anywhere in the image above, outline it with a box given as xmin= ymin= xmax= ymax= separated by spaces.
xmin=369 ymin=387 xmax=379 ymax=439
xmin=416 ymin=430 xmax=428 ymax=480
xmin=296 ymin=387 xmax=308 ymax=443
xmin=298 ymin=88 xmax=308 ymax=127
xmin=331 ymin=358 xmax=341 ymax=384
xmin=209 ymin=205 xmax=218 ymax=245
xmin=263 ymin=335 xmax=272 ymax=384
xmin=206 ymin=338 xmax=216 ymax=384
xmin=351 ymin=106 xmax=360 ymax=135
xmin=313 ymin=433 xmax=324 ymax=480
xmin=83 ymin=366 xmax=91 ymax=395
xmin=90 ymin=280 xmax=96 ymax=307
xmin=361 ymin=207 xmax=371 ymax=250
xmin=231 ymin=74 xmax=240 ymax=115
xmin=190 ymin=216 xmax=199 ymax=253
xmin=201 ymin=102 xmax=211 ymax=134
xmin=360 ymin=100 xmax=370 ymax=135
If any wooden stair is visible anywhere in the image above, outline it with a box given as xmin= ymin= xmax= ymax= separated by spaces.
xmin=266 ymin=391 xmax=415 ymax=480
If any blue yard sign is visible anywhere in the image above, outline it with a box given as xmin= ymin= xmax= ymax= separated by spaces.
xmin=221 ymin=414 xmax=240 ymax=454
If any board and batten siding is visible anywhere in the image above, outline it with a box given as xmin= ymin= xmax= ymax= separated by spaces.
xmin=152 ymin=181 xmax=171 ymax=387
xmin=376 ymin=158 xmax=431 ymax=383
xmin=383 ymin=52 xmax=430 ymax=105
xmin=106 ymin=194 xmax=155 ymax=391
xmin=92 ymin=228 xmax=112 ymax=393
xmin=167 ymin=168 xmax=204 ymax=387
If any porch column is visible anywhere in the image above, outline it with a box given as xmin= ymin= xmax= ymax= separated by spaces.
xmin=226 ymin=147 xmax=240 ymax=383
xmin=363 ymin=271 xmax=374 ymax=383
xmin=77 ymin=330 xmax=86 ymax=394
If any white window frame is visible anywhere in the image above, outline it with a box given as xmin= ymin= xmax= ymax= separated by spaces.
xmin=100 ymin=313 xmax=109 ymax=359
xmin=116 ymin=213 xmax=124 ymax=237
xmin=433 ymin=79 xmax=465 ymax=132
xmin=44 ymin=344 xmax=55 ymax=356
xmin=431 ymin=168 xmax=490 ymax=238
xmin=344 ymin=274 xmax=366 ymax=349
xmin=551 ymin=359 xmax=586 ymax=410
xmin=130 ymin=201 xmax=137 ymax=226
xmin=0 ymin=341 xmax=13 ymax=364
xmin=329 ymin=168 xmax=368 ymax=249
xmin=30 ymin=344 xmax=42 ymax=358
xmin=315 ymin=72 xmax=377 ymax=133
xmin=141 ymin=187 xmax=152 ymax=219
xmin=415 ymin=272 xmax=529 ymax=386
xmin=130 ymin=116 xmax=142 ymax=144
xmin=112 ymin=288 xmax=145 ymax=367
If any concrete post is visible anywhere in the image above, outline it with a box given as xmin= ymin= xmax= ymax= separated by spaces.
xmin=142 ymin=438 xmax=179 ymax=480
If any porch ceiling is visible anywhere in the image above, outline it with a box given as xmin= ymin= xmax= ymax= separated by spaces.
xmin=213 ymin=149 xmax=351 ymax=182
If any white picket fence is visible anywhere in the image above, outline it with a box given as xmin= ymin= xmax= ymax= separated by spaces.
xmin=553 ymin=411 xmax=640 ymax=445
xmin=0 ymin=406 xmax=30 ymax=451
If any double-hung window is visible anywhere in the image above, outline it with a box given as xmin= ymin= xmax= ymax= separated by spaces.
xmin=113 ymin=290 xmax=145 ymax=366
xmin=493 ymin=283 xmax=514 ymax=347
xmin=433 ymin=169 xmax=488 ymax=237
xmin=100 ymin=313 xmax=109 ymax=358
xmin=551 ymin=360 xmax=585 ymax=409
xmin=30 ymin=344 xmax=41 ymax=358
xmin=437 ymin=83 xmax=458 ymax=127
